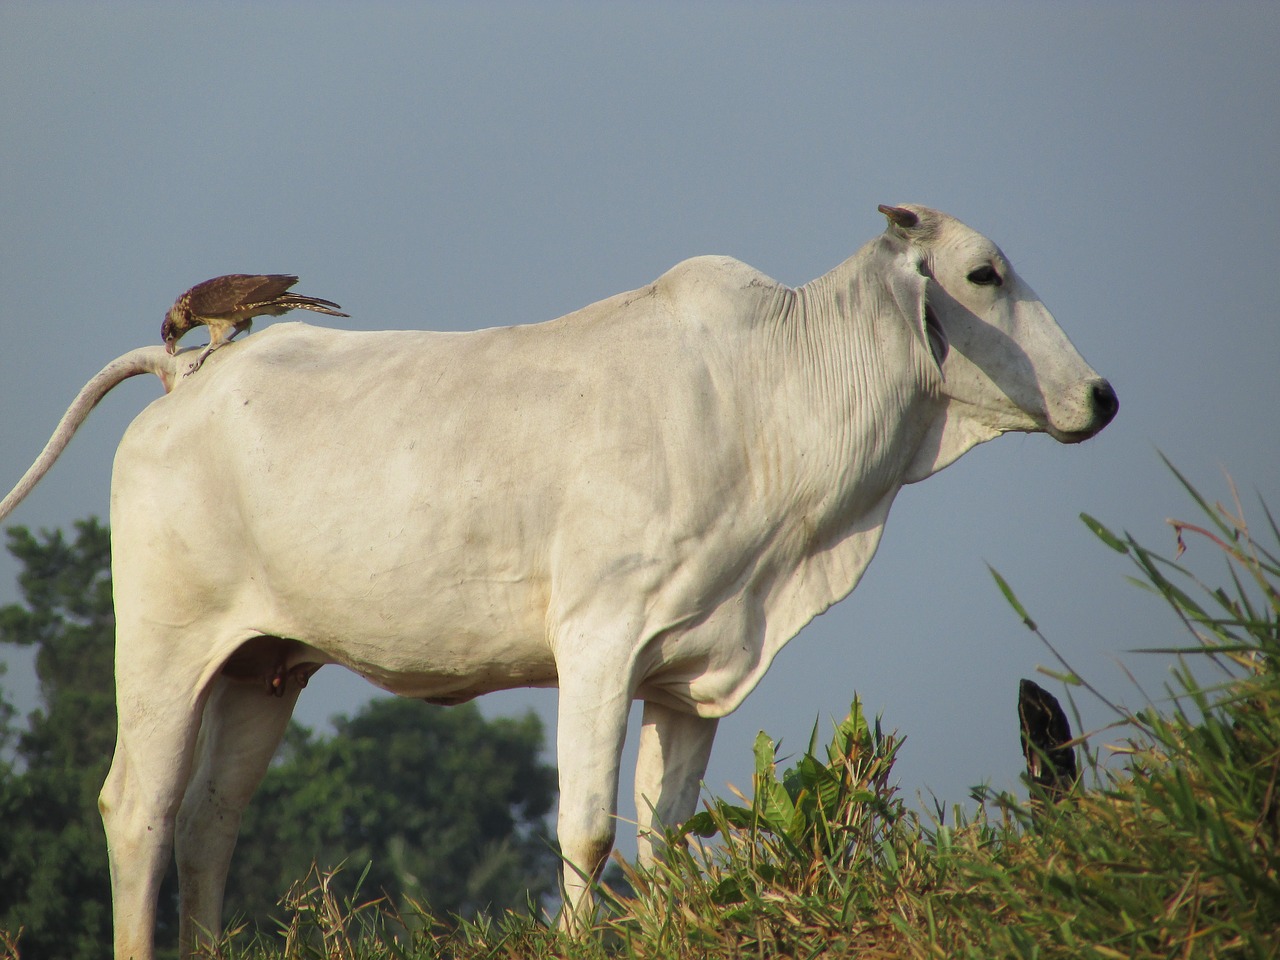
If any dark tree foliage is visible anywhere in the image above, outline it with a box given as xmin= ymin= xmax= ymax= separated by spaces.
xmin=0 ymin=520 xmax=559 ymax=956
xmin=0 ymin=520 xmax=120 ymax=960
xmin=229 ymin=699 xmax=559 ymax=930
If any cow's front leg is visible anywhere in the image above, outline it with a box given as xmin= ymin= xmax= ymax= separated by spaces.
xmin=554 ymin=666 xmax=633 ymax=933
xmin=634 ymin=700 xmax=718 ymax=867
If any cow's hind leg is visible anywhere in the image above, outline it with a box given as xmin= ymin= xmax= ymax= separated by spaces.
xmin=175 ymin=641 xmax=309 ymax=957
xmin=634 ymin=700 xmax=718 ymax=866
xmin=99 ymin=655 xmax=210 ymax=960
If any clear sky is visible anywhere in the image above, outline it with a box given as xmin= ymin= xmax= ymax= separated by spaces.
xmin=1 ymin=3 xmax=1277 ymax=858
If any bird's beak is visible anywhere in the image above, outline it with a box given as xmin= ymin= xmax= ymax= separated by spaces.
xmin=164 ymin=340 xmax=177 ymax=356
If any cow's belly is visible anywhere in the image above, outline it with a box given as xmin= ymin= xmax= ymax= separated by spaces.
xmin=328 ymin=635 xmax=560 ymax=704
xmin=254 ymin=559 xmax=559 ymax=702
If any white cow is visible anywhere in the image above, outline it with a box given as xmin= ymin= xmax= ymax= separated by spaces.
xmin=0 ymin=205 xmax=1115 ymax=958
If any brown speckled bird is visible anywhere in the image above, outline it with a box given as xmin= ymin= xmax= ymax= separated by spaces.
xmin=162 ymin=274 xmax=349 ymax=374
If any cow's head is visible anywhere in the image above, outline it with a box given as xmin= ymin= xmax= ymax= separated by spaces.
xmin=877 ymin=203 xmax=1117 ymax=478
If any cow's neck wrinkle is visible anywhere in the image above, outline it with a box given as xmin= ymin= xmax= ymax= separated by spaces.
xmin=759 ymin=256 xmax=930 ymax=532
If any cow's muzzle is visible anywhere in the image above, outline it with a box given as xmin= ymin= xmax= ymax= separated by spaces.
xmin=1049 ymin=378 xmax=1118 ymax=443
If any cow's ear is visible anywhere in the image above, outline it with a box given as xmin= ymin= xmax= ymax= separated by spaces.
xmin=879 ymin=204 xmax=942 ymax=245
xmin=878 ymin=204 xmax=919 ymax=231
xmin=885 ymin=254 xmax=946 ymax=376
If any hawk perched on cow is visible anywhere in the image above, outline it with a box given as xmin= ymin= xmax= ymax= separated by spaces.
xmin=162 ymin=274 xmax=349 ymax=373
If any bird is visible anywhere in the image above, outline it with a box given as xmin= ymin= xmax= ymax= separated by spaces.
xmin=1018 ymin=678 xmax=1079 ymax=805
xmin=162 ymin=274 xmax=349 ymax=374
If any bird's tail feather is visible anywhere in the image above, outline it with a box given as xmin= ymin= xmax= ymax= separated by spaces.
xmin=279 ymin=295 xmax=349 ymax=318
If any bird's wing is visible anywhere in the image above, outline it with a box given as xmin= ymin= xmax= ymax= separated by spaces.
xmin=189 ymin=274 xmax=299 ymax=317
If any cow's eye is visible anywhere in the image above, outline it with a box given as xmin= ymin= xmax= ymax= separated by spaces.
xmin=967 ymin=265 xmax=1002 ymax=287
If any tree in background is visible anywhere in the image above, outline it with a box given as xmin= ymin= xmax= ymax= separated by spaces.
xmin=0 ymin=519 xmax=118 ymax=959
xmin=0 ymin=521 xmax=558 ymax=957
xmin=229 ymin=699 xmax=559 ymax=931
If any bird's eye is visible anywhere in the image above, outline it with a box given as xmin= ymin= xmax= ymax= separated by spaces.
xmin=967 ymin=265 xmax=1002 ymax=287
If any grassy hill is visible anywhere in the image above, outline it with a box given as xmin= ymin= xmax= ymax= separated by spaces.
xmin=6 ymin=466 xmax=1277 ymax=959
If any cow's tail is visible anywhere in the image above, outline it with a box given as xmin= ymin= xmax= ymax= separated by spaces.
xmin=0 ymin=346 xmax=177 ymax=524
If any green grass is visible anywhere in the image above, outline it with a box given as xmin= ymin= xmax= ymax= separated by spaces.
xmin=7 ymin=464 xmax=1279 ymax=959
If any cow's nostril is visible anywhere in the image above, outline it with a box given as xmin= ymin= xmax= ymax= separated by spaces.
xmin=1090 ymin=380 xmax=1119 ymax=427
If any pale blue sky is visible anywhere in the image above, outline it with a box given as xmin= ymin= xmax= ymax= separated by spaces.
xmin=2 ymin=3 xmax=1277 ymax=856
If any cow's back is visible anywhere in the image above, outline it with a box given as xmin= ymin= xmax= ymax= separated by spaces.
xmin=108 ymin=267 xmax=791 ymax=691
